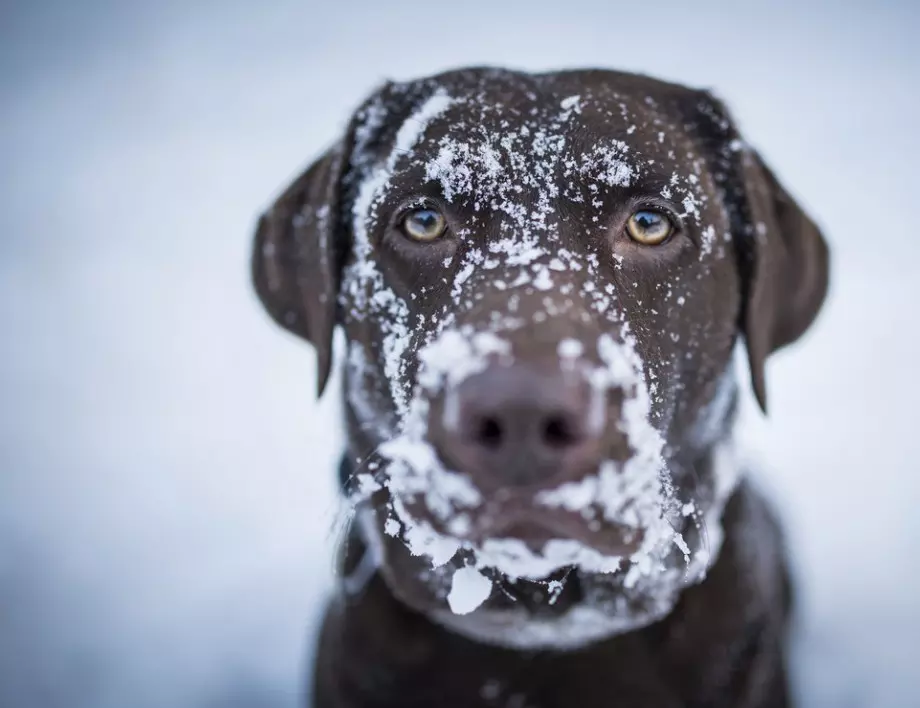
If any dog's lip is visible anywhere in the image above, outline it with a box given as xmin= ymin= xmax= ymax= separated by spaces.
xmin=399 ymin=485 xmax=644 ymax=557
xmin=469 ymin=501 xmax=643 ymax=557
xmin=495 ymin=565 xmax=582 ymax=612
xmin=400 ymin=482 xmax=644 ymax=558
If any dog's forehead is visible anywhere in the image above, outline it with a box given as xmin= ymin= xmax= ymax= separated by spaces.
xmin=429 ymin=83 xmax=674 ymax=139
xmin=343 ymin=71 xmax=734 ymax=359
xmin=396 ymin=74 xmax=697 ymax=169
xmin=358 ymin=76 xmax=712 ymax=237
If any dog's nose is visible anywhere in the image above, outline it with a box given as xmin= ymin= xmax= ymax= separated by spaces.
xmin=429 ymin=364 xmax=604 ymax=489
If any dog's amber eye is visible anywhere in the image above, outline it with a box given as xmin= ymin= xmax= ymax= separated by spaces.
xmin=402 ymin=207 xmax=447 ymax=242
xmin=626 ymin=210 xmax=674 ymax=245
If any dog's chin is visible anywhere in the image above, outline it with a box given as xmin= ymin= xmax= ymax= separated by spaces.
xmin=366 ymin=515 xmax=693 ymax=648
xmin=338 ymin=485 xmax=715 ymax=652
xmin=426 ymin=556 xmax=687 ymax=650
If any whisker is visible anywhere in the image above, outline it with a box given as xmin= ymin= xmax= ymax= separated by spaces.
xmin=683 ymin=457 xmax=711 ymax=565
xmin=339 ymin=444 xmax=388 ymax=496
xmin=326 ymin=444 xmax=390 ymax=578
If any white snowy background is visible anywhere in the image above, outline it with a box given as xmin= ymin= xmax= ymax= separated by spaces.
xmin=1 ymin=0 xmax=918 ymax=706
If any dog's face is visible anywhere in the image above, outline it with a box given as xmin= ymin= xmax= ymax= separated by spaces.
xmin=253 ymin=69 xmax=828 ymax=648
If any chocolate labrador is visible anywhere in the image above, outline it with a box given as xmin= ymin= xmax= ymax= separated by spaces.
xmin=251 ymin=67 xmax=829 ymax=708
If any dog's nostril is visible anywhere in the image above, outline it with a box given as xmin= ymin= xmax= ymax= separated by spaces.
xmin=475 ymin=416 xmax=504 ymax=450
xmin=542 ymin=414 xmax=580 ymax=449
xmin=438 ymin=366 xmax=602 ymax=488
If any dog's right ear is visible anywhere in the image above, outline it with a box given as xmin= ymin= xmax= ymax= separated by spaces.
xmin=252 ymin=81 xmax=424 ymax=396
xmin=252 ymin=141 xmax=350 ymax=396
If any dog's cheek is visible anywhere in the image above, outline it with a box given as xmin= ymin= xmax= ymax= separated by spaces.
xmin=376 ymin=236 xmax=457 ymax=305
xmin=649 ymin=245 xmax=740 ymax=440
xmin=377 ymin=535 xmax=455 ymax=611
xmin=339 ymin=270 xmax=430 ymax=423
xmin=344 ymin=336 xmax=400 ymax=447
xmin=674 ymin=260 xmax=741 ymax=441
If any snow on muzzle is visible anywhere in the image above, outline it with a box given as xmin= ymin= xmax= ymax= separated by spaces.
xmin=352 ymin=326 xmax=690 ymax=615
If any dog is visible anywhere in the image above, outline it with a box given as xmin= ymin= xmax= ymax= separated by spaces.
xmin=251 ymin=67 xmax=829 ymax=708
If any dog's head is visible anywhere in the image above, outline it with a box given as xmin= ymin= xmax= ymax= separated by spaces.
xmin=253 ymin=68 xmax=828 ymax=648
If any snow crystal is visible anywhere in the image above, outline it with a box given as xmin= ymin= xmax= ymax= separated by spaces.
xmin=557 ymin=338 xmax=584 ymax=360
xmin=578 ymin=141 xmax=635 ymax=187
xmin=402 ymin=527 xmax=461 ymax=568
xmin=536 ymin=475 xmax=599 ymax=512
xmin=559 ymin=94 xmax=582 ymax=112
xmin=392 ymin=92 xmax=456 ymax=156
xmin=701 ymin=224 xmax=716 ymax=257
xmin=447 ymin=566 xmax=493 ymax=615
xmin=475 ymin=537 xmax=622 ymax=578
xmin=416 ymin=328 xmax=511 ymax=393
xmin=379 ymin=437 xmax=482 ymax=521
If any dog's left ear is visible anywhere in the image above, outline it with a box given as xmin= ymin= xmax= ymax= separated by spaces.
xmin=735 ymin=147 xmax=830 ymax=412
xmin=252 ymin=141 xmax=350 ymax=397
xmin=686 ymin=92 xmax=830 ymax=412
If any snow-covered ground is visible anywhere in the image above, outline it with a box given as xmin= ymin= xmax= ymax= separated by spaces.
xmin=1 ymin=1 xmax=918 ymax=706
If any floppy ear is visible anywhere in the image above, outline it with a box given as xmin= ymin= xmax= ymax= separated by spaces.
xmin=252 ymin=141 xmax=349 ymax=397
xmin=686 ymin=92 xmax=830 ymax=412
xmin=736 ymin=147 xmax=830 ymax=412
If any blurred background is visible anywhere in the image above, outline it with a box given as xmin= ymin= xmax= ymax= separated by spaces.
xmin=1 ymin=0 xmax=918 ymax=706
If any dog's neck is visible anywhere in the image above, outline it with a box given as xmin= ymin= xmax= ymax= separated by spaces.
xmin=338 ymin=438 xmax=741 ymax=651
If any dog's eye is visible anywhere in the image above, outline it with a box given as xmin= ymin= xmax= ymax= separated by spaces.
xmin=626 ymin=210 xmax=674 ymax=245
xmin=401 ymin=207 xmax=447 ymax=242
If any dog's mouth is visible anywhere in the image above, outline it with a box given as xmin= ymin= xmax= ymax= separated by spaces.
xmin=355 ymin=325 xmax=699 ymax=618
xmin=371 ymin=420 xmax=683 ymax=611
xmin=492 ymin=565 xmax=582 ymax=613
xmin=402 ymin=488 xmax=645 ymax=560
